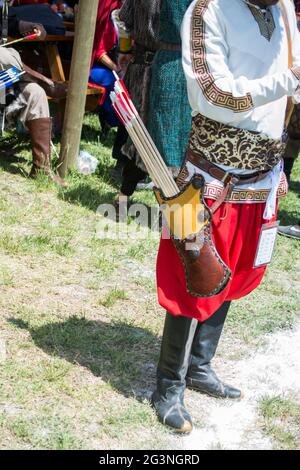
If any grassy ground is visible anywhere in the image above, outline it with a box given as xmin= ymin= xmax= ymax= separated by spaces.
xmin=259 ymin=395 xmax=300 ymax=450
xmin=0 ymin=113 xmax=299 ymax=449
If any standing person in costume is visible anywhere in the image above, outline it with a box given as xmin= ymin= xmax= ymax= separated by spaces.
xmin=152 ymin=0 xmax=300 ymax=433
xmin=113 ymin=0 xmax=161 ymax=199
xmin=147 ymin=0 xmax=193 ymax=178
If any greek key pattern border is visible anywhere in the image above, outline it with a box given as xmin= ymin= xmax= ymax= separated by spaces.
xmin=203 ymin=177 xmax=288 ymax=203
xmin=191 ymin=0 xmax=254 ymax=113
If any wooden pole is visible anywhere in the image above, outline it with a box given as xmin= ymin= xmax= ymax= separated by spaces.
xmin=58 ymin=0 xmax=99 ymax=177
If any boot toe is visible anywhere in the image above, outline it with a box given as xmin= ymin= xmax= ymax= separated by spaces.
xmin=179 ymin=419 xmax=193 ymax=434
xmin=163 ymin=405 xmax=193 ymax=434
xmin=223 ymin=384 xmax=242 ymax=400
xmin=187 ymin=376 xmax=242 ymax=400
xmin=151 ymin=392 xmax=193 ymax=434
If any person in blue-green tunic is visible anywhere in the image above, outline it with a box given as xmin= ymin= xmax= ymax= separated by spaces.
xmin=147 ymin=0 xmax=193 ymax=175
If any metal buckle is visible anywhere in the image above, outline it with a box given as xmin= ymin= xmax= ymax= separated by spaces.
xmin=144 ymin=51 xmax=154 ymax=65
xmin=226 ymin=176 xmax=239 ymax=200
xmin=221 ymin=172 xmax=230 ymax=184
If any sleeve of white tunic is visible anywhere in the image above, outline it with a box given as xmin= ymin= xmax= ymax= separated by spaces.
xmin=181 ymin=0 xmax=300 ymax=124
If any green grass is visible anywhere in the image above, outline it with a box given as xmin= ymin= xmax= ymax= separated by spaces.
xmin=99 ymin=288 xmax=128 ymax=308
xmin=0 ymin=233 xmax=74 ymax=257
xmin=3 ymin=415 xmax=84 ymax=450
xmin=0 ymin=113 xmax=299 ymax=449
xmin=92 ymin=254 xmax=117 ymax=277
xmin=0 ymin=267 xmax=14 ymax=287
xmin=259 ymin=395 xmax=300 ymax=450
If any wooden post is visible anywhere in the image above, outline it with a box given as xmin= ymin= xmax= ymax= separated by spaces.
xmin=58 ymin=0 xmax=99 ymax=177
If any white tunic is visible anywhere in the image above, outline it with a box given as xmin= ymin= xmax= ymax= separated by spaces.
xmin=180 ymin=0 xmax=300 ymax=216
xmin=181 ymin=0 xmax=300 ymax=139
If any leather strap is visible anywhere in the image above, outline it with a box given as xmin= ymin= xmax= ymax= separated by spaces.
xmin=187 ymin=151 xmax=270 ymax=185
xmin=187 ymin=151 xmax=270 ymax=215
xmin=23 ymin=63 xmax=53 ymax=86
xmin=158 ymin=41 xmax=181 ymax=52
xmin=133 ymin=44 xmax=156 ymax=65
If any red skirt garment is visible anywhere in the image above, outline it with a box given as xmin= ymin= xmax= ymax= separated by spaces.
xmin=156 ymin=199 xmax=278 ymax=322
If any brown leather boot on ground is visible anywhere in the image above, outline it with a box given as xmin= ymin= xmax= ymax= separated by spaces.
xmin=26 ymin=117 xmax=67 ymax=187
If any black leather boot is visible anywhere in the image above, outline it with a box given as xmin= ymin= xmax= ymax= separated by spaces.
xmin=186 ymin=302 xmax=242 ymax=399
xmin=151 ymin=312 xmax=198 ymax=433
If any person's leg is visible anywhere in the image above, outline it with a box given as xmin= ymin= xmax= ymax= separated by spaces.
xmin=152 ymin=312 xmax=198 ymax=433
xmin=284 ymin=138 xmax=300 ymax=183
xmin=120 ymin=158 xmax=147 ymax=197
xmin=90 ymin=65 xmax=119 ymax=128
xmin=20 ymin=82 xmax=65 ymax=186
xmin=112 ymin=125 xmax=129 ymax=164
xmin=186 ymin=301 xmax=242 ymax=399
xmin=285 ymin=104 xmax=300 ymax=183
xmin=20 ymin=82 xmax=50 ymax=123
xmin=113 ymin=159 xmax=147 ymax=221
xmin=0 ymin=47 xmax=23 ymax=71
xmin=109 ymin=125 xmax=130 ymax=181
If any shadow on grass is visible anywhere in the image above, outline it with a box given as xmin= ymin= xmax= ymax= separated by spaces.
xmin=81 ymin=122 xmax=117 ymax=150
xmin=60 ymin=181 xmax=160 ymax=232
xmin=277 ymin=178 xmax=300 ymax=225
xmin=9 ymin=316 xmax=159 ymax=399
xmin=0 ymin=134 xmax=30 ymax=176
xmin=288 ymin=179 xmax=300 ymax=195
xmin=277 ymin=208 xmax=300 ymax=226
xmin=59 ymin=182 xmax=116 ymax=211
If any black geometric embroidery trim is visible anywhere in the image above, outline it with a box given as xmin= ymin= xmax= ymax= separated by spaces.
xmin=247 ymin=4 xmax=276 ymax=42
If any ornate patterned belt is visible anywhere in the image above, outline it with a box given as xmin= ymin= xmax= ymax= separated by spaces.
xmin=189 ymin=114 xmax=285 ymax=171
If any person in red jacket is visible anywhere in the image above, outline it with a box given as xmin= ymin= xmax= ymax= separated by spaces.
xmin=89 ymin=0 xmax=122 ymax=133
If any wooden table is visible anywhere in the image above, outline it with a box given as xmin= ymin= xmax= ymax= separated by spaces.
xmin=10 ymin=33 xmax=104 ymax=109
xmin=64 ymin=21 xmax=75 ymax=32
xmin=18 ymin=33 xmax=75 ymax=82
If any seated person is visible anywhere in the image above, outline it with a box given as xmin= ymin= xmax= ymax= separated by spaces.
xmin=12 ymin=1 xmax=77 ymax=19
xmin=90 ymin=0 xmax=122 ymax=134
xmin=0 ymin=8 xmax=66 ymax=185
xmin=12 ymin=1 xmax=49 ymax=5
xmin=10 ymin=1 xmax=66 ymax=35
xmin=50 ymin=1 xmax=77 ymax=19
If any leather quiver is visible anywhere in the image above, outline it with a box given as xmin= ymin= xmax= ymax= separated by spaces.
xmin=154 ymin=175 xmax=231 ymax=298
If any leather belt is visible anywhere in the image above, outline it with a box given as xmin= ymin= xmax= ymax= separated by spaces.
xmin=186 ymin=151 xmax=271 ymax=214
xmin=187 ymin=151 xmax=270 ymax=185
xmin=158 ymin=41 xmax=181 ymax=52
xmin=133 ymin=44 xmax=157 ymax=65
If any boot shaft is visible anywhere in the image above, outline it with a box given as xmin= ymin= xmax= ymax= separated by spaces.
xmin=189 ymin=301 xmax=231 ymax=370
xmin=27 ymin=117 xmax=52 ymax=173
xmin=153 ymin=312 xmax=197 ymax=433
xmin=158 ymin=312 xmax=198 ymax=383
